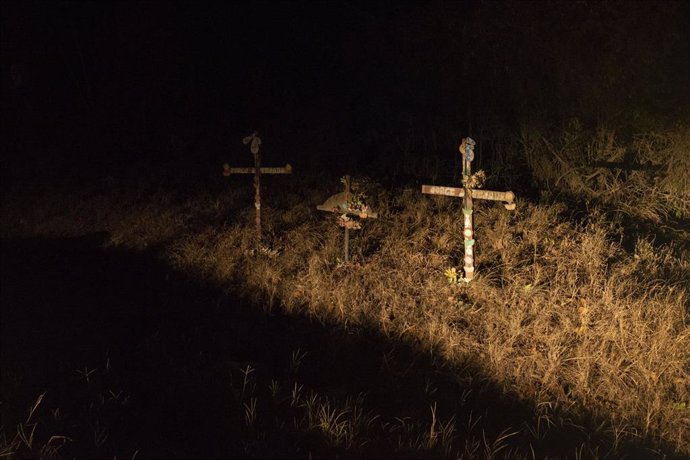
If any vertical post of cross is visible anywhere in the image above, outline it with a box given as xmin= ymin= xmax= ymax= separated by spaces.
xmin=343 ymin=175 xmax=351 ymax=262
xmin=247 ymin=132 xmax=262 ymax=245
xmin=461 ymin=138 xmax=476 ymax=281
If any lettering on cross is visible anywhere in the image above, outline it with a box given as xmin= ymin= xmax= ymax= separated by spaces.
xmin=223 ymin=131 xmax=293 ymax=246
xmin=422 ymin=137 xmax=516 ymax=281
xmin=317 ymin=175 xmax=378 ymax=263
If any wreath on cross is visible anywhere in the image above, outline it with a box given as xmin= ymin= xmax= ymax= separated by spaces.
xmin=335 ymin=176 xmax=371 ymax=230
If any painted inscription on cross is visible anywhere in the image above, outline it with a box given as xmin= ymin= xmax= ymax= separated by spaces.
xmin=422 ymin=137 xmax=516 ymax=282
xmin=317 ymin=175 xmax=378 ymax=263
xmin=223 ymin=131 xmax=292 ymax=245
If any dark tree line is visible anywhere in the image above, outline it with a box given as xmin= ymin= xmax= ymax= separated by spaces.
xmin=2 ymin=1 xmax=688 ymax=185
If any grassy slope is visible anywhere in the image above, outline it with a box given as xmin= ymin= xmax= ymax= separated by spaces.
xmin=1 ymin=129 xmax=689 ymax=458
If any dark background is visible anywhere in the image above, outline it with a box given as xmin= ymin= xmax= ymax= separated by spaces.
xmin=2 ymin=0 xmax=690 ymax=188
xmin=2 ymin=3 xmax=689 ymax=456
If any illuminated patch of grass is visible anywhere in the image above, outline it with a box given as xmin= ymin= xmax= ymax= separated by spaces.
xmin=522 ymin=123 xmax=690 ymax=222
xmin=2 ymin=128 xmax=688 ymax=456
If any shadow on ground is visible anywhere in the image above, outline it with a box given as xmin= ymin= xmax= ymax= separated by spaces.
xmin=0 ymin=235 xmax=675 ymax=458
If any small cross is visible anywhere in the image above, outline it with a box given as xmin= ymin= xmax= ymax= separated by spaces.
xmin=421 ymin=137 xmax=516 ymax=282
xmin=223 ymin=131 xmax=293 ymax=245
xmin=317 ymin=175 xmax=378 ymax=263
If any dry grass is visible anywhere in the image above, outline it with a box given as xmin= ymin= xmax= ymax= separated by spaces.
xmin=2 ymin=127 xmax=689 ymax=457
xmin=522 ymin=122 xmax=690 ymax=222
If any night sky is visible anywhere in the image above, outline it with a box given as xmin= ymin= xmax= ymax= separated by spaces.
xmin=2 ymin=1 xmax=690 ymax=186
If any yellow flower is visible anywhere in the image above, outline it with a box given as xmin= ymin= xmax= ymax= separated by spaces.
xmin=444 ymin=267 xmax=458 ymax=285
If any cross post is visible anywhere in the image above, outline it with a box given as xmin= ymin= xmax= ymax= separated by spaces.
xmin=316 ymin=175 xmax=378 ymax=263
xmin=422 ymin=137 xmax=516 ymax=282
xmin=223 ymin=132 xmax=293 ymax=246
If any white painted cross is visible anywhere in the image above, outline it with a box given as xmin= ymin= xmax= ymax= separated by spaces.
xmin=223 ymin=131 xmax=292 ymax=245
xmin=422 ymin=137 xmax=516 ymax=281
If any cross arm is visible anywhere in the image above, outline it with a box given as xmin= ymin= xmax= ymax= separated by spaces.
xmin=223 ymin=164 xmax=293 ymax=175
xmin=316 ymin=204 xmax=378 ymax=219
xmin=421 ymin=185 xmax=516 ymax=210
xmin=316 ymin=191 xmax=379 ymax=218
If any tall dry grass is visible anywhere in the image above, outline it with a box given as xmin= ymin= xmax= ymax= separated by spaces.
xmin=2 ymin=128 xmax=689 ymax=456
xmin=169 ymin=179 xmax=690 ymax=455
xmin=522 ymin=122 xmax=690 ymax=222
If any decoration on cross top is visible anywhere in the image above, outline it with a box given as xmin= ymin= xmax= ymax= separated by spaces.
xmin=422 ymin=137 xmax=516 ymax=282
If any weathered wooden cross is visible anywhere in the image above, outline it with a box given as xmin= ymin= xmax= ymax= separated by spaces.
xmin=317 ymin=175 xmax=378 ymax=263
xmin=223 ymin=131 xmax=292 ymax=245
xmin=422 ymin=137 xmax=516 ymax=282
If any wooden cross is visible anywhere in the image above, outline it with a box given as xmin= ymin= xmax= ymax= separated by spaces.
xmin=317 ymin=175 xmax=378 ymax=263
xmin=422 ymin=137 xmax=516 ymax=282
xmin=223 ymin=131 xmax=292 ymax=245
